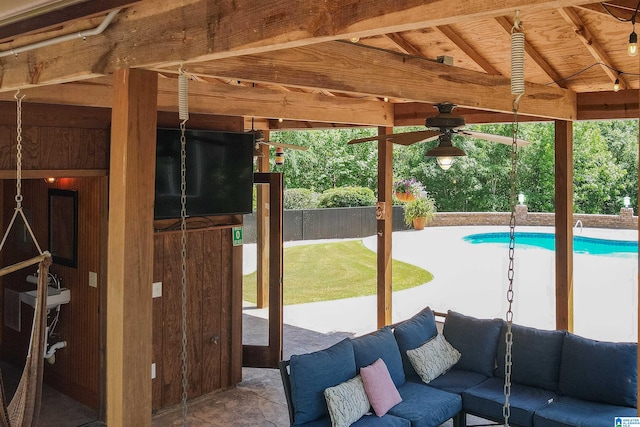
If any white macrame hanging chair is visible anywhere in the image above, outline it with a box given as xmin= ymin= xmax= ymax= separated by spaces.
xmin=0 ymin=91 xmax=51 ymax=427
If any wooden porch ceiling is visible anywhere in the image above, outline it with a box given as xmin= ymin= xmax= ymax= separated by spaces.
xmin=0 ymin=0 xmax=638 ymax=127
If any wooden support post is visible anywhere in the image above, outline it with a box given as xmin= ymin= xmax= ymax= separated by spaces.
xmin=554 ymin=120 xmax=573 ymax=332
xmin=637 ymin=85 xmax=640 ymax=417
xmin=256 ymin=132 xmax=270 ymax=308
xmin=107 ymin=69 xmax=158 ymax=426
xmin=377 ymin=126 xmax=393 ymax=328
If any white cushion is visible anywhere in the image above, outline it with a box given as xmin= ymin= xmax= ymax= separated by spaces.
xmin=324 ymin=375 xmax=370 ymax=427
xmin=406 ymin=333 xmax=461 ymax=383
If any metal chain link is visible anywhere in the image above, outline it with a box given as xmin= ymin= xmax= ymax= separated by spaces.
xmin=180 ymin=119 xmax=189 ymax=426
xmin=503 ymin=98 xmax=520 ymax=427
xmin=179 ymin=121 xmax=191 ymax=426
xmin=14 ymin=91 xmax=24 ymax=208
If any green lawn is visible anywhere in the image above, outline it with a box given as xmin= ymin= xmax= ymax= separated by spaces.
xmin=243 ymin=240 xmax=433 ymax=305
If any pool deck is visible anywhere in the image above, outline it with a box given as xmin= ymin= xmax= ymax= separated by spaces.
xmin=244 ymin=225 xmax=638 ymax=344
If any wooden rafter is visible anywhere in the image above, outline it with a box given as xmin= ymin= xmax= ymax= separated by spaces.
xmin=178 ymin=41 xmax=576 ymax=120
xmin=576 ymin=0 xmax=638 ymax=19
xmin=384 ymin=33 xmax=424 ymax=56
xmin=494 ymin=16 xmax=568 ymax=89
xmin=435 ymin=25 xmax=502 ymax=75
xmin=557 ymin=7 xmax=629 ymax=89
xmin=0 ymin=0 xmax=601 ymax=92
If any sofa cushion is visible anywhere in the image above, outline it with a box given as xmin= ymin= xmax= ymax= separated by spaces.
xmin=426 ymin=368 xmax=488 ymax=394
xmin=388 ymin=381 xmax=462 ymax=427
xmin=494 ymin=323 xmax=565 ymax=391
xmin=299 ymin=413 xmax=411 ymax=427
xmin=289 ymin=338 xmax=357 ymax=425
xmin=443 ymin=310 xmax=502 ymax=377
xmin=558 ymin=333 xmax=637 ymax=408
xmin=352 ymin=327 xmax=406 ymax=387
xmin=533 ymin=396 xmax=637 ymax=427
xmin=361 ymin=358 xmax=402 ymax=417
xmin=324 ymin=375 xmax=370 ymax=427
xmin=407 ymin=334 xmax=460 ymax=384
xmin=462 ymin=377 xmax=557 ymax=427
xmin=393 ymin=306 xmax=438 ymax=381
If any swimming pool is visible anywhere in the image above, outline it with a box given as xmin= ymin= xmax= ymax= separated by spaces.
xmin=463 ymin=232 xmax=638 ymax=257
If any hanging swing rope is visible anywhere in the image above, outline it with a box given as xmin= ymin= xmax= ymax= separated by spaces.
xmin=178 ymin=68 xmax=190 ymax=426
xmin=503 ymin=12 xmax=524 ymax=427
xmin=0 ymin=91 xmax=49 ymax=276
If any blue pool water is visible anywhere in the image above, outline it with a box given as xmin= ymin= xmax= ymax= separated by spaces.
xmin=463 ymin=232 xmax=638 ymax=257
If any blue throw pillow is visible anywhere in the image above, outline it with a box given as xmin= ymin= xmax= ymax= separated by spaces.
xmin=442 ymin=311 xmax=502 ymax=377
xmin=393 ymin=306 xmax=438 ymax=380
xmin=558 ymin=333 xmax=637 ymax=408
xmin=495 ymin=323 xmax=566 ymax=390
xmin=289 ymin=338 xmax=357 ymax=425
xmin=351 ymin=326 xmax=406 ymax=386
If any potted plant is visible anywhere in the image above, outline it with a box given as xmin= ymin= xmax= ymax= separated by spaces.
xmin=404 ymin=193 xmax=436 ymax=230
xmin=393 ymin=178 xmax=425 ymax=203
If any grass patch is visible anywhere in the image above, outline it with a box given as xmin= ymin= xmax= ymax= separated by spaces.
xmin=243 ymin=240 xmax=433 ymax=305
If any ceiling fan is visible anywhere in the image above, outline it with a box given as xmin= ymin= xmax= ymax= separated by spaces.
xmin=348 ymin=103 xmax=530 ymax=170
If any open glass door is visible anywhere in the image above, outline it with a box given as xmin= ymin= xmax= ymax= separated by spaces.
xmin=242 ymin=172 xmax=283 ymax=368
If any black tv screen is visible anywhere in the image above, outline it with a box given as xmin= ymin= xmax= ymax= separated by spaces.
xmin=154 ymin=128 xmax=254 ymax=219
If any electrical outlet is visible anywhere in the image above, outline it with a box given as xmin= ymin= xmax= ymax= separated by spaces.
xmin=88 ymin=271 xmax=98 ymax=288
xmin=151 ymin=363 xmax=156 ymax=379
xmin=152 ymin=282 xmax=162 ymax=298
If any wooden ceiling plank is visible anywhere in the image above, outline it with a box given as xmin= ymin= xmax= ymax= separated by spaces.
xmin=557 ymin=7 xmax=629 ymax=88
xmin=384 ymin=33 xmax=424 ymax=56
xmin=494 ymin=16 xmax=568 ymax=89
xmin=435 ymin=25 xmax=502 ymax=75
xmin=576 ymin=1 xmax=638 ymax=19
xmin=0 ymin=75 xmax=393 ymax=126
xmin=179 ymin=41 xmax=577 ymax=120
xmin=0 ymin=0 xmax=600 ymax=91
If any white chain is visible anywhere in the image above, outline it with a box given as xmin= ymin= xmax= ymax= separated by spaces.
xmin=14 ymin=91 xmax=25 ymax=208
xmin=179 ymin=70 xmax=190 ymax=426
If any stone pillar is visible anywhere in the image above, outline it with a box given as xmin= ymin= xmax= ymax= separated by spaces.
xmin=515 ymin=204 xmax=528 ymax=224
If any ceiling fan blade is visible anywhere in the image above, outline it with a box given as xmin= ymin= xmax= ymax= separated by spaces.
xmin=388 ymin=130 xmax=441 ymax=146
xmin=259 ymin=140 xmax=308 ymax=151
xmin=458 ymin=130 xmax=531 ymax=147
xmin=348 ymin=130 xmax=440 ymax=146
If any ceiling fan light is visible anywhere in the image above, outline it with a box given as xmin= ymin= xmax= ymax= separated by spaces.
xmin=436 ymin=156 xmax=456 ymax=170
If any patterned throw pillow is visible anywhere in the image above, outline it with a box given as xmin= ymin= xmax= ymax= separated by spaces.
xmin=324 ymin=375 xmax=370 ymax=427
xmin=406 ymin=334 xmax=461 ymax=383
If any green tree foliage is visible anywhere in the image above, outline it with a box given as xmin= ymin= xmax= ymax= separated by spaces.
xmin=269 ymin=120 xmax=638 ymax=215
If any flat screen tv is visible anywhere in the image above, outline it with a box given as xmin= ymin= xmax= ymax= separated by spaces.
xmin=154 ymin=128 xmax=254 ymax=219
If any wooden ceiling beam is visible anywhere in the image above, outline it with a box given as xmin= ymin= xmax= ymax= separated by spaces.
xmin=557 ymin=7 xmax=629 ymax=89
xmin=0 ymin=0 xmax=599 ymax=91
xmin=576 ymin=89 xmax=639 ymax=119
xmin=179 ymin=41 xmax=577 ymax=120
xmin=494 ymin=16 xmax=568 ymax=89
xmin=435 ymin=25 xmax=502 ymax=75
xmin=0 ymin=75 xmax=393 ymax=126
xmin=576 ymin=1 xmax=638 ymax=19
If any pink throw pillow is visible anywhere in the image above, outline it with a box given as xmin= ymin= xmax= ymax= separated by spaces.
xmin=360 ymin=358 xmax=402 ymax=416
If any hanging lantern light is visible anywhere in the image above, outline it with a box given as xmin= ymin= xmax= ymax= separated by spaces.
xmin=275 ymin=147 xmax=285 ymax=165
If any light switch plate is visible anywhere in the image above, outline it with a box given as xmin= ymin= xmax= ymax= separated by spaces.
xmin=152 ymin=282 xmax=162 ymax=298
xmin=88 ymin=271 xmax=98 ymax=288
xmin=151 ymin=363 xmax=156 ymax=379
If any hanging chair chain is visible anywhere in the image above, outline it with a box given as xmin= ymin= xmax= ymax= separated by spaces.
xmin=503 ymin=102 xmax=520 ymax=427
xmin=14 ymin=91 xmax=25 ymax=208
xmin=179 ymin=69 xmax=190 ymax=426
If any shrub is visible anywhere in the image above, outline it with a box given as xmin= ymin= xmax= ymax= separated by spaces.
xmin=284 ymin=188 xmax=320 ymax=209
xmin=318 ymin=187 xmax=377 ymax=208
xmin=404 ymin=194 xmax=437 ymax=226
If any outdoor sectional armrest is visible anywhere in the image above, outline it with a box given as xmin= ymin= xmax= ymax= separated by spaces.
xmin=278 ymin=360 xmax=296 ymax=425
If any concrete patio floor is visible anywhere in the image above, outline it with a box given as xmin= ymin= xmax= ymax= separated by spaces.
xmin=152 ymin=225 xmax=638 ymax=426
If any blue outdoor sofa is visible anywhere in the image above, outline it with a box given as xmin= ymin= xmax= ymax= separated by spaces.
xmin=279 ymin=307 xmax=638 ymax=427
